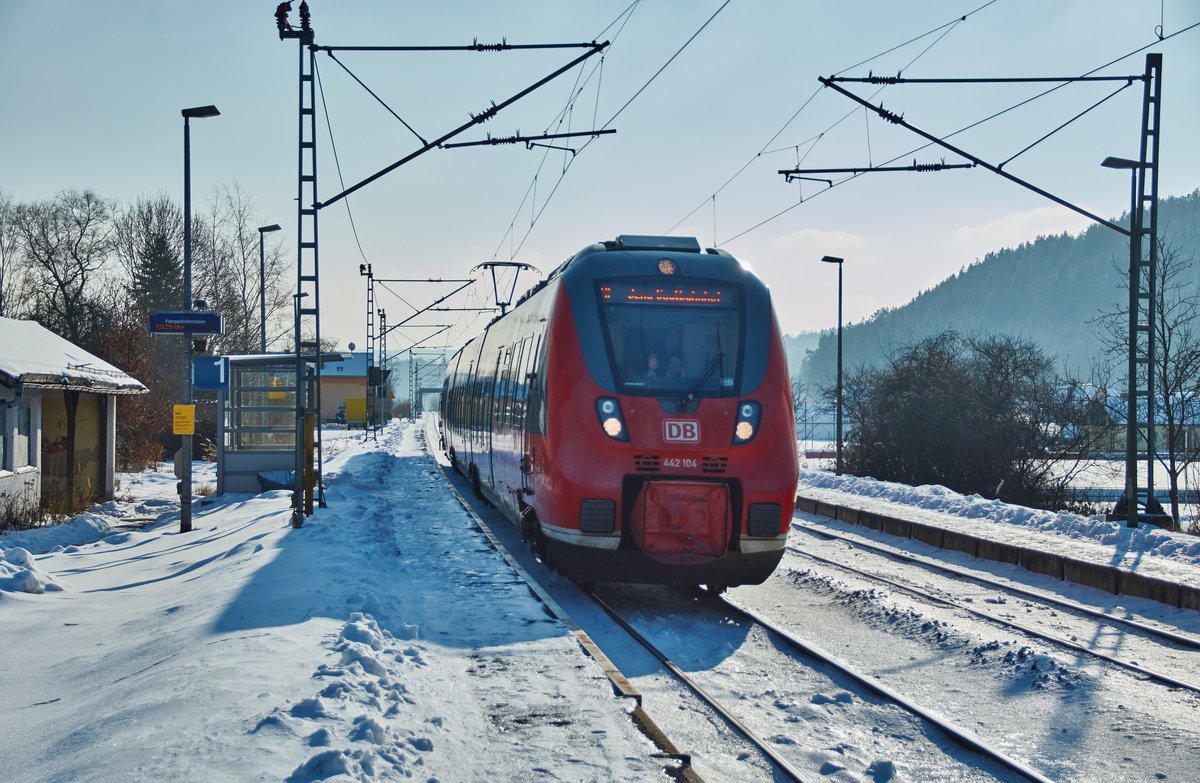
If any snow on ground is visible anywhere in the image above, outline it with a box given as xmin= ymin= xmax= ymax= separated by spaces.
xmin=798 ymin=468 xmax=1200 ymax=587
xmin=0 ymin=420 xmax=664 ymax=782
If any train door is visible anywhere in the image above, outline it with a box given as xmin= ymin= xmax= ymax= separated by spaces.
xmin=487 ymin=347 xmax=505 ymax=488
xmin=519 ymin=334 xmax=541 ymax=494
xmin=441 ymin=350 xmax=464 ymax=456
xmin=461 ymin=359 xmax=476 ymax=466
xmin=465 ymin=328 xmax=491 ymax=466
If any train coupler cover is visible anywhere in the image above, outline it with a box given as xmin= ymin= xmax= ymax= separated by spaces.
xmin=629 ymin=481 xmax=731 ymax=563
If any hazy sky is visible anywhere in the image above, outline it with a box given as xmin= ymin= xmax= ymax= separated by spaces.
xmin=2 ymin=1 xmax=1198 ymax=352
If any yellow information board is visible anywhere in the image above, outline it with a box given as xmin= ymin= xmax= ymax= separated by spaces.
xmin=345 ymin=398 xmax=367 ymax=423
xmin=173 ymin=404 xmax=196 ymax=435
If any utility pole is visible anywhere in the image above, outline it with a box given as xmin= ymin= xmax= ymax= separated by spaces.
xmin=277 ymin=12 xmax=612 ymax=518
xmin=793 ymin=56 xmax=1162 ymax=524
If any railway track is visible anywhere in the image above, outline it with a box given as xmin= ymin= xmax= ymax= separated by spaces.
xmin=590 ymin=585 xmax=1054 ymax=783
xmin=588 ymin=590 xmax=813 ymax=783
xmin=792 ymin=521 xmax=1200 ymax=649
xmin=435 ymin=433 xmax=1035 ymax=781
xmin=789 ymin=521 xmax=1200 ymax=694
xmin=428 ymin=417 xmax=1193 ymax=781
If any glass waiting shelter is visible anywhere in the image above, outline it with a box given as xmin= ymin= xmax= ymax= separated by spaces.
xmin=212 ymin=353 xmax=346 ymax=494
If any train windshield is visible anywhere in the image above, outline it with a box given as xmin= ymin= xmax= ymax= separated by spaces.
xmin=597 ymin=279 xmax=742 ymax=397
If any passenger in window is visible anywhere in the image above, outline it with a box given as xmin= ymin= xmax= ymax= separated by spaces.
xmin=644 ymin=352 xmax=660 ymax=378
xmin=667 ymin=354 xmax=686 ymax=378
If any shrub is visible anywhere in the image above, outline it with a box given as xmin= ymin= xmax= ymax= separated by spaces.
xmin=841 ymin=332 xmax=1096 ymax=509
xmin=1 ymin=478 xmax=51 ymax=531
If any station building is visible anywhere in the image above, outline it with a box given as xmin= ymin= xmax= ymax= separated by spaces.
xmin=0 ymin=317 xmax=147 ymax=520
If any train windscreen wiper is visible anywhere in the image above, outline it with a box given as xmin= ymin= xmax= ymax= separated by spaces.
xmin=679 ymin=350 xmax=724 ymax=411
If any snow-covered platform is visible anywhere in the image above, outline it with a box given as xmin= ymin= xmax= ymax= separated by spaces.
xmin=797 ymin=471 xmax=1200 ymax=611
xmin=0 ymin=420 xmax=674 ymax=782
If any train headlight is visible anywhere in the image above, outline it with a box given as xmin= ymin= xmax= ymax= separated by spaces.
xmin=733 ymin=400 xmax=761 ymax=444
xmin=596 ymin=397 xmax=630 ymax=442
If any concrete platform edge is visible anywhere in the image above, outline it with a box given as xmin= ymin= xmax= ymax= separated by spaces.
xmin=797 ymin=493 xmax=1200 ymax=611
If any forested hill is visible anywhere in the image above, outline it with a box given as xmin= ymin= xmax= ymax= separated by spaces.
xmin=797 ymin=189 xmax=1200 ymax=387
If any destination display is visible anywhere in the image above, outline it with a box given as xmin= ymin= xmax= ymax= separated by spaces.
xmin=148 ymin=311 xmax=224 ymax=335
xmin=598 ymin=282 xmax=735 ymax=306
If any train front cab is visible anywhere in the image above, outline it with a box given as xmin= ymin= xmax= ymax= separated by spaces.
xmin=532 ymin=237 xmax=798 ymax=587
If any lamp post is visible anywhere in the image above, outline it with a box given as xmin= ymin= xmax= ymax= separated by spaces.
xmin=180 ymin=104 xmax=220 ymax=534
xmin=1102 ymin=155 xmax=1147 ymax=528
xmin=257 ymin=224 xmax=282 ymax=352
xmin=821 ymin=255 xmax=845 ymax=476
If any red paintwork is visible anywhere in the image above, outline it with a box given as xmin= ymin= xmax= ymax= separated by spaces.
xmin=444 ymin=252 xmax=799 ymax=586
xmin=629 ymin=481 xmax=731 ymax=562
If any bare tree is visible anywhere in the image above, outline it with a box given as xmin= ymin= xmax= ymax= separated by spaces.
xmin=0 ymin=190 xmax=31 ymax=318
xmin=791 ymin=375 xmax=817 ymax=452
xmin=1097 ymin=239 xmax=1200 ymax=529
xmin=192 ymin=185 xmax=291 ymax=354
xmin=11 ymin=189 xmax=115 ymax=344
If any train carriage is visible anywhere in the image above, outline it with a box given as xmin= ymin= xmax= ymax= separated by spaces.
xmin=442 ymin=235 xmax=797 ymax=588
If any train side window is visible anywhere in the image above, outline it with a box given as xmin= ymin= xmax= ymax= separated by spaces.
xmin=534 ymin=335 xmax=548 ymax=434
xmin=490 ymin=349 xmax=504 ymax=425
xmin=464 ymin=361 xmax=475 ymax=430
xmin=511 ymin=339 xmax=526 ymax=428
xmin=501 ymin=347 xmax=514 ymax=426
xmin=525 ymin=334 xmax=545 ymax=435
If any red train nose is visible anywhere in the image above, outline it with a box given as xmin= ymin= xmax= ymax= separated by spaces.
xmin=629 ymin=481 xmax=731 ymax=564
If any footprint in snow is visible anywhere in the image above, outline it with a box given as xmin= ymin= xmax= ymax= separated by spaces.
xmin=290 ymin=697 xmax=330 ymax=719
xmin=811 ymin=691 xmax=854 ymax=706
xmin=868 ymin=759 xmax=897 ymax=781
xmin=349 ymin=714 xmax=389 ymax=745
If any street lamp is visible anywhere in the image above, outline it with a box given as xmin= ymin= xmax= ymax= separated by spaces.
xmin=257 ymin=224 xmax=282 ymax=352
xmin=1102 ymin=155 xmax=1148 ymax=528
xmin=821 ymin=255 xmax=845 ymax=476
xmin=180 ymin=104 xmax=220 ymax=534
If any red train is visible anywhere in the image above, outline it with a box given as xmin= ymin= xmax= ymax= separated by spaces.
xmin=441 ymin=235 xmax=798 ymax=589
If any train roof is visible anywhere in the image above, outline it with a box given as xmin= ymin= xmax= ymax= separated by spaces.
xmin=458 ymin=236 xmax=749 ymax=352
xmin=512 ymin=235 xmax=737 ymax=307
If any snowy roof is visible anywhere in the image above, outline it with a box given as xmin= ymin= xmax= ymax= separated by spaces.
xmin=0 ymin=317 xmax=146 ymax=394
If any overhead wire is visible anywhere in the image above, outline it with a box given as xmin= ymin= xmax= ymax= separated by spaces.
xmin=720 ymin=18 xmax=1200 ymax=246
xmin=317 ymin=14 xmax=638 ymax=347
xmin=921 ymin=18 xmax=1200 ymax=146
xmin=481 ymin=2 xmax=643 ymax=308
xmin=503 ymin=0 xmax=734 ymax=262
xmin=665 ymin=0 xmax=993 ymax=235
xmin=314 ymin=59 xmax=373 ymax=269
xmin=830 ymin=0 xmax=999 ymax=78
xmin=489 ymin=1 xmax=641 ymax=265
xmin=597 ymin=0 xmax=733 ymax=131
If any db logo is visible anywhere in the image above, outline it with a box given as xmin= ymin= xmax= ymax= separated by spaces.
xmin=664 ymin=420 xmax=700 ymax=443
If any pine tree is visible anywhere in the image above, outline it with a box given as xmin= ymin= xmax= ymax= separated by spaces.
xmin=130 ymin=232 xmax=183 ymax=314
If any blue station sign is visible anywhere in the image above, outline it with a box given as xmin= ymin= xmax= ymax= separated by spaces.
xmin=148 ymin=311 xmax=224 ymax=335
xmin=192 ymin=356 xmax=229 ymax=391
